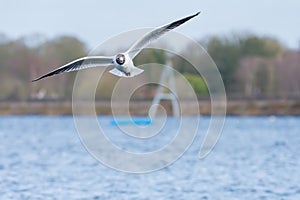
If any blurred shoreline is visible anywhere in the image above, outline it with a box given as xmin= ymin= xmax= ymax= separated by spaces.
xmin=0 ymin=99 xmax=299 ymax=116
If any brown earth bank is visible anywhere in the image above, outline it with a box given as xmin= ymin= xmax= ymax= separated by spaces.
xmin=0 ymin=99 xmax=299 ymax=116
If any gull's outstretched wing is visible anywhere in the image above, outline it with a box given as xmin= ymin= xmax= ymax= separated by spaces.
xmin=32 ymin=56 xmax=114 ymax=82
xmin=126 ymin=12 xmax=200 ymax=59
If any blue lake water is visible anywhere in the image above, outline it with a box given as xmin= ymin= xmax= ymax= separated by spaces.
xmin=0 ymin=116 xmax=299 ymax=199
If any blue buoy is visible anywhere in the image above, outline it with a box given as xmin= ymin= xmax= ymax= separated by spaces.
xmin=110 ymin=117 xmax=152 ymax=126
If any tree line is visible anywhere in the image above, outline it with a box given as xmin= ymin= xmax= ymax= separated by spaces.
xmin=0 ymin=33 xmax=299 ymax=101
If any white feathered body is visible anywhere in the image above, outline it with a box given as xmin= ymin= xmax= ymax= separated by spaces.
xmin=110 ymin=53 xmax=144 ymax=77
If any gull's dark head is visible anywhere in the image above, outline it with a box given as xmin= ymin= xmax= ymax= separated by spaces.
xmin=116 ymin=54 xmax=125 ymax=65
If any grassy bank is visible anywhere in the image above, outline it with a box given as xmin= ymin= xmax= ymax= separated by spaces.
xmin=0 ymin=100 xmax=299 ymax=116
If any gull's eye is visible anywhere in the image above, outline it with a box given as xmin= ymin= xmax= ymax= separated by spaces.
xmin=116 ymin=54 xmax=125 ymax=65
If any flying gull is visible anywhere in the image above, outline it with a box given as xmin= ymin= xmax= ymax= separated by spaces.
xmin=32 ymin=12 xmax=200 ymax=82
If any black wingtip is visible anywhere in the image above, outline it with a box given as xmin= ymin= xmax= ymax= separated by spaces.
xmin=190 ymin=11 xmax=201 ymax=18
xmin=31 ymin=77 xmax=42 ymax=82
xmin=31 ymin=75 xmax=47 ymax=82
xmin=166 ymin=11 xmax=201 ymax=30
xmin=31 ymin=79 xmax=39 ymax=82
xmin=195 ymin=11 xmax=201 ymax=16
